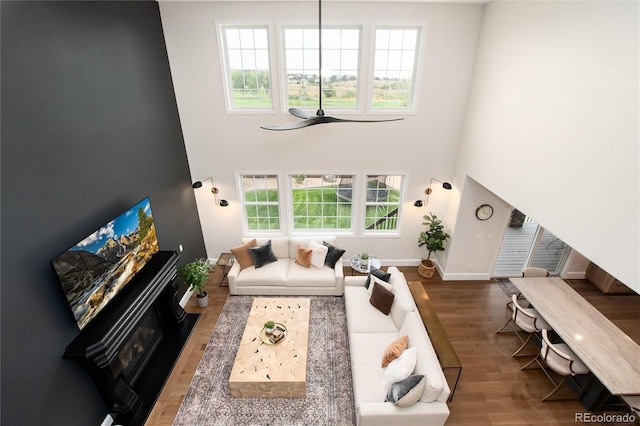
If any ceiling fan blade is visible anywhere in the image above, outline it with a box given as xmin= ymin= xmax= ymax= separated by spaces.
xmin=319 ymin=116 xmax=405 ymax=124
xmin=261 ymin=0 xmax=404 ymax=131
xmin=288 ymin=108 xmax=312 ymax=119
xmin=260 ymin=117 xmax=324 ymax=131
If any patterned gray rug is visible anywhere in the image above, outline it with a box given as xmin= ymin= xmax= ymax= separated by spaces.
xmin=497 ymin=278 xmax=519 ymax=297
xmin=174 ymin=296 xmax=355 ymax=426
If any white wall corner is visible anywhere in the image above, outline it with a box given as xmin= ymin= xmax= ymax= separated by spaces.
xmin=180 ymin=289 xmax=195 ymax=308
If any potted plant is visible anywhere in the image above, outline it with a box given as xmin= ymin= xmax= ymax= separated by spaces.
xmin=264 ymin=320 xmax=275 ymax=335
xmin=417 ymin=213 xmax=450 ymax=278
xmin=178 ymin=258 xmax=212 ymax=307
xmin=359 ymin=253 xmax=369 ymax=267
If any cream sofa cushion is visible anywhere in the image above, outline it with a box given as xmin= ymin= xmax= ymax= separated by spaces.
xmin=388 ymin=269 xmax=417 ymax=330
xmin=243 ymin=237 xmax=289 ymax=259
xmin=344 ymin=286 xmax=399 ymax=334
xmin=288 ymin=236 xmax=336 ymax=258
xmin=235 ymin=259 xmax=288 ymax=286
xmin=349 ymin=332 xmax=396 ymax=405
xmin=287 ymin=262 xmax=336 ymax=287
xmin=400 ymin=313 xmax=445 ymax=402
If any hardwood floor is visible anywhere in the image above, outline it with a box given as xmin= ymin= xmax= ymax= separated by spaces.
xmin=145 ymin=266 xmax=640 ymax=426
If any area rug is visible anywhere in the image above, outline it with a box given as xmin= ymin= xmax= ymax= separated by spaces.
xmin=497 ymin=278 xmax=519 ymax=297
xmin=174 ymin=296 xmax=355 ymax=426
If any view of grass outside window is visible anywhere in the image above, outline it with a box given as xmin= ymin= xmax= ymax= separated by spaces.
xmin=241 ymin=174 xmax=280 ymax=230
xmin=372 ymin=28 xmax=419 ymax=109
xmin=364 ymin=175 xmax=403 ymax=231
xmin=284 ymin=27 xmax=360 ymax=109
xmin=240 ymin=173 xmax=403 ymax=233
xmin=290 ymin=174 xmax=354 ymax=230
xmin=223 ymin=27 xmax=272 ymax=109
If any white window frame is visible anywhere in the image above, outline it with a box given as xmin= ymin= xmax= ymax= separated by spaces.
xmin=284 ymin=172 xmax=357 ymax=236
xmin=236 ymin=172 xmax=285 ymax=236
xmin=216 ymin=21 xmax=280 ymax=114
xmin=278 ymin=20 xmax=365 ymax=115
xmin=361 ymin=173 xmax=407 ymax=236
xmin=366 ymin=21 xmax=427 ymax=114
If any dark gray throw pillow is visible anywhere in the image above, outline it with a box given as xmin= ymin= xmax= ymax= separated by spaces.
xmin=385 ymin=374 xmax=426 ymax=407
xmin=323 ymin=241 xmax=346 ymax=269
xmin=247 ymin=240 xmax=278 ymax=269
xmin=365 ymin=266 xmax=392 ymax=289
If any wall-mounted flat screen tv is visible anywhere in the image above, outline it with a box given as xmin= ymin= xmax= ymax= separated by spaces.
xmin=52 ymin=197 xmax=160 ymax=330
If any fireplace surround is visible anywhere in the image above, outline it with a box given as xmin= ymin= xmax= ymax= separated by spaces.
xmin=64 ymin=251 xmax=196 ymax=424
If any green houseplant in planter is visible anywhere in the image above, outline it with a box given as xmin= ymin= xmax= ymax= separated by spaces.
xmin=417 ymin=213 xmax=450 ymax=279
xmin=178 ymin=258 xmax=212 ymax=308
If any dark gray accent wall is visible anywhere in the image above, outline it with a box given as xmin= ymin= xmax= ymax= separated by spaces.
xmin=1 ymin=2 xmax=206 ymax=424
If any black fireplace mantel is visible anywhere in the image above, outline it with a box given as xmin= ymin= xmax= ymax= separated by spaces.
xmin=64 ymin=250 xmax=187 ymax=419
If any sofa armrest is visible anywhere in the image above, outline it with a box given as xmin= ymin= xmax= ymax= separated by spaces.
xmin=357 ymin=401 xmax=449 ymax=426
xmin=227 ymin=262 xmax=241 ymax=294
xmin=345 ymin=275 xmax=368 ymax=287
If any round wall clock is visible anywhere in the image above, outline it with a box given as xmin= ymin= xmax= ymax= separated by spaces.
xmin=475 ymin=204 xmax=494 ymax=221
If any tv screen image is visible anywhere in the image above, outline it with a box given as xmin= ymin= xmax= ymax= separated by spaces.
xmin=52 ymin=197 xmax=160 ymax=330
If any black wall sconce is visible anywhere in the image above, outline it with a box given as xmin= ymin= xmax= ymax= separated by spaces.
xmin=414 ymin=178 xmax=452 ymax=207
xmin=192 ymin=177 xmax=229 ymax=207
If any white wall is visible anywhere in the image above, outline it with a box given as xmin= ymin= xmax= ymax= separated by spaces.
xmin=159 ymin=1 xmax=483 ymax=262
xmin=451 ymin=1 xmax=639 ymax=291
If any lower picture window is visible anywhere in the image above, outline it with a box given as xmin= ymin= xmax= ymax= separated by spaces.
xmin=289 ymin=174 xmax=354 ymax=231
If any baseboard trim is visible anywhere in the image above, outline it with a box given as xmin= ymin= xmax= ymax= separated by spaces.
xmin=441 ymin=272 xmax=492 ymax=281
xmin=340 ymin=258 xmax=492 ymax=281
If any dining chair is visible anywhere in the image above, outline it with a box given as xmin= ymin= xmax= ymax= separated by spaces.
xmin=522 ymin=266 xmax=550 ymax=277
xmin=497 ymin=267 xmax=549 ymax=334
xmin=521 ymin=329 xmax=590 ymax=401
xmin=510 ymin=294 xmax=551 ymax=357
xmin=506 ymin=266 xmax=550 ymax=310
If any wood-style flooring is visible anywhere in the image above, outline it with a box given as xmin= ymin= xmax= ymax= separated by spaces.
xmin=145 ymin=267 xmax=640 ymax=426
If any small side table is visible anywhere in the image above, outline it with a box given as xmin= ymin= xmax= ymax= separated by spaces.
xmin=216 ymin=253 xmax=234 ymax=287
xmin=350 ymin=254 xmax=381 ymax=275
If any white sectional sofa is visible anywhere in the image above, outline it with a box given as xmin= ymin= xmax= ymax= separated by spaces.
xmin=227 ymin=237 xmax=344 ymax=296
xmin=344 ymin=267 xmax=450 ymax=426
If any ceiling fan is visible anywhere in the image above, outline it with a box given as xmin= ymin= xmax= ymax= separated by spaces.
xmin=261 ymin=0 xmax=404 ymax=131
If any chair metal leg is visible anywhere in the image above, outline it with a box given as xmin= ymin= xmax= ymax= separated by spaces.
xmin=539 ymin=372 xmax=591 ymax=402
xmin=496 ymin=318 xmax=516 ymax=334
xmin=512 ymin=333 xmax=534 ymax=357
xmin=521 ymin=353 xmax=542 ymax=370
xmin=542 ymin=376 xmax=568 ymax=401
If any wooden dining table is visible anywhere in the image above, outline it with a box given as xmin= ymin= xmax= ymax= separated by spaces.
xmin=511 ymin=277 xmax=640 ymax=401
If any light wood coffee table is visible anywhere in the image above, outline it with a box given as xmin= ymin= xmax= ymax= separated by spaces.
xmin=229 ymin=297 xmax=310 ymax=398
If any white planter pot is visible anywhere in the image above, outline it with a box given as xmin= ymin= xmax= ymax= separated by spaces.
xmin=196 ymin=291 xmax=209 ymax=307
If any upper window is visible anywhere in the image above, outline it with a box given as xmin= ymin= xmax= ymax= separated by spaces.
xmin=289 ymin=174 xmax=354 ymax=231
xmin=363 ymin=175 xmax=404 ymax=232
xmin=221 ymin=27 xmax=272 ymax=110
xmin=283 ymin=27 xmax=360 ymax=110
xmin=372 ymin=28 xmax=420 ymax=110
xmin=239 ymin=174 xmax=280 ymax=231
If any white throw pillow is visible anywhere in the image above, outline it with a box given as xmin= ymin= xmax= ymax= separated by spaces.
xmin=308 ymin=240 xmax=328 ymax=268
xmin=382 ymin=347 xmax=417 ymax=390
xmin=368 ymin=275 xmax=393 ymax=297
